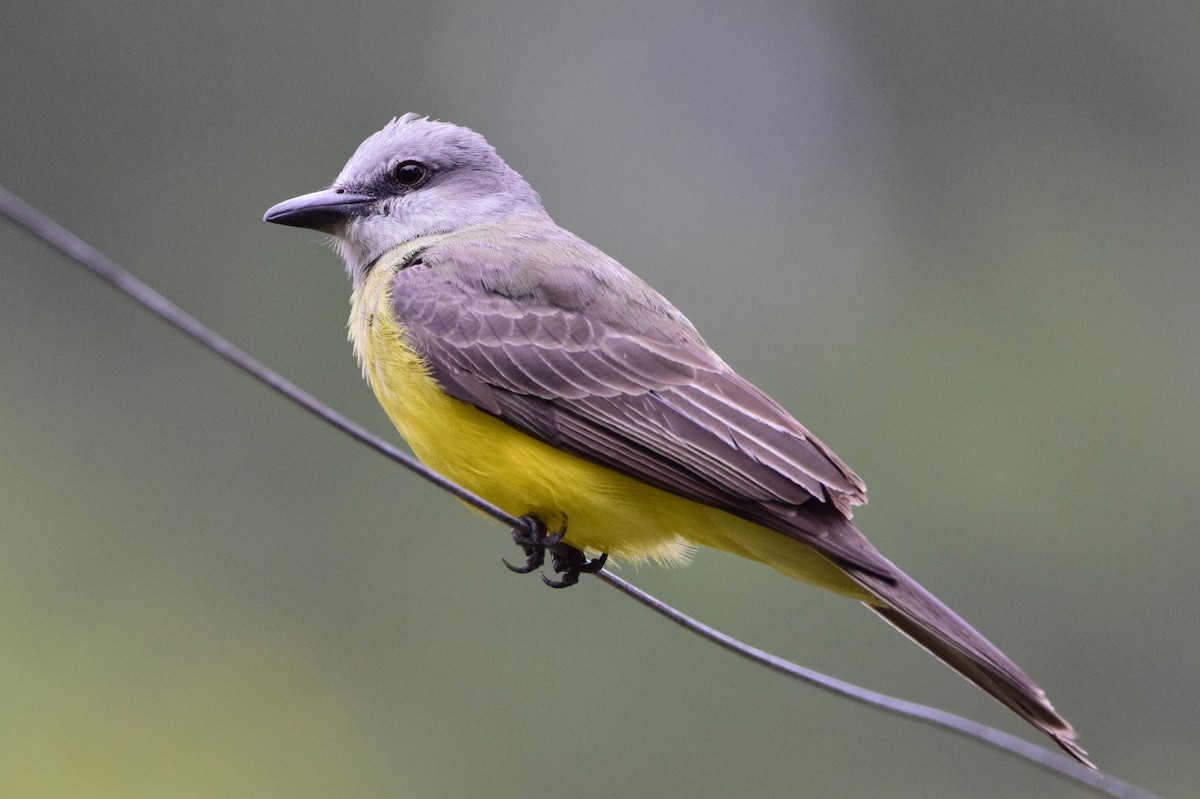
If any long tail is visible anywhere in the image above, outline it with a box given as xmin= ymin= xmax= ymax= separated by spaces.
xmin=849 ymin=562 xmax=1094 ymax=768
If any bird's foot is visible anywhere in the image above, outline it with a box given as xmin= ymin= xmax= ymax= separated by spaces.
xmin=543 ymin=544 xmax=608 ymax=588
xmin=503 ymin=515 xmax=607 ymax=588
xmin=502 ymin=515 xmax=563 ymax=574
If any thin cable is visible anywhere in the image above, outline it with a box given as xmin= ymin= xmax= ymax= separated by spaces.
xmin=598 ymin=570 xmax=1157 ymax=799
xmin=0 ymin=185 xmax=1164 ymax=799
xmin=0 ymin=186 xmax=506 ymax=523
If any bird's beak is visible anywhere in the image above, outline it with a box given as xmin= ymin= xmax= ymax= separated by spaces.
xmin=263 ymin=188 xmax=375 ymax=232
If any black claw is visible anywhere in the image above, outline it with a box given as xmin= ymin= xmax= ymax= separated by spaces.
xmin=502 ymin=551 xmax=542 ymax=574
xmin=541 ymin=525 xmax=566 ymax=547
xmin=504 ymin=514 xmax=606 ymax=588
xmin=503 ymin=516 xmax=550 ymax=573
xmin=510 ymin=515 xmax=550 ymax=548
xmin=541 ymin=571 xmax=578 ymax=589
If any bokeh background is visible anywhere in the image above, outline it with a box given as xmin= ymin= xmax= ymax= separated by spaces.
xmin=1 ymin=2 xmax=1197 ymax=797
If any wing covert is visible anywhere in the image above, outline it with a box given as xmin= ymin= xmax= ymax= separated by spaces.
xmin=390 ymin=236 xmax=873 ymax=568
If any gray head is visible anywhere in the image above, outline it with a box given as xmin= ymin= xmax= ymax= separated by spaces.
xmin=264 ymin=114 xmax=550 ymax=284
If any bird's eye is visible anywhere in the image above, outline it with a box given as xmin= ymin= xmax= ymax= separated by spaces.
xmin=394 ymin=160 xmax=429 ymax=187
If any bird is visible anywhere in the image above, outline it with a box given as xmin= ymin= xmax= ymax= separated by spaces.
xmin=263 ymin=113 xmax=1091 ymax=767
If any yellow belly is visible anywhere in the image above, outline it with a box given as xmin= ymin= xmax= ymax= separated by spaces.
xmin=349 ymin=250 xmax=871 ymax=601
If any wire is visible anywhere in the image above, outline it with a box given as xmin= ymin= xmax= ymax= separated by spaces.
xmin=0 ymin=185 xmax=1165 ymax=799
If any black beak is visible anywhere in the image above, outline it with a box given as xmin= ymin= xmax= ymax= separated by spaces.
xmin=263 ymin=188 xmax=375 ymax=232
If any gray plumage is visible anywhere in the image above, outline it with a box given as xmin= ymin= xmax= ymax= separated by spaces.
xmin=263 ymin=114 xmax=1091 ymax=767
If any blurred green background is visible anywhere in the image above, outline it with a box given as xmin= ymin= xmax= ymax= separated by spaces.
xmin=1 ymin=2 xmax=1197 ymax=797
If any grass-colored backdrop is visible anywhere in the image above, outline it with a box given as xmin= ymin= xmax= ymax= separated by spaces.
xmin=1 ymin=2 xmax=1196 ymax=797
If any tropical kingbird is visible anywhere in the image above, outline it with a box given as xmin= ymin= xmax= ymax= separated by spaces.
xmin=264 ymin=114 xmax=1090 ymax=766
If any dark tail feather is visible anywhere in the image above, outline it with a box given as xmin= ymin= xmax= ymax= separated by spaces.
xmin=851 ymin=564 xmax=1094 ymax=769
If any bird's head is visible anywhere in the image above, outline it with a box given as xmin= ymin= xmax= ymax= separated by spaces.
xmin=264 ymin=114 xmax=548 ymax=285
